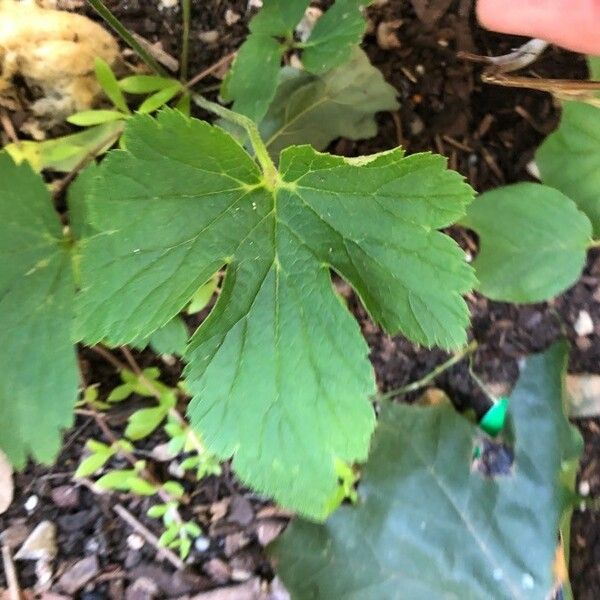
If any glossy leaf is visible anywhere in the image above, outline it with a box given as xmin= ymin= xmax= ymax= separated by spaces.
xmin=271 ymin=343 xmax=583 ymax=600
xmin=76 ymin=110 xmax=474 ymax=518
xmin=462 ymin=183 xmax=592 ymax=302
xmin=0 ymin=154 xmax=78 ymax=467
xmin=536 ymin=101 xmax=600 ymax=237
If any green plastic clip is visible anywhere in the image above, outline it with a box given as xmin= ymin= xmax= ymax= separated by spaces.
xmin=478 ymin=396 xmax=509 ymax=437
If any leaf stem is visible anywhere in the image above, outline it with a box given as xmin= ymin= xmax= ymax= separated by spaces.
xmin=180 ymin=0 xmax=191 ymax=82
xmin=588 ymin=239 xmax=600 ymax=249
xmin=191 ymin=93 xmax=278 ymax=186
xmin=86 ymin=0 xmax=169 ymax=77
xmin=377 ymin=339 xmax=478 ymax=401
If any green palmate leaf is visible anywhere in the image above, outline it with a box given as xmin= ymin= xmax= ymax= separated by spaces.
xmin=271 ymin=343 xmax=583 ymax=599
xmin=536 ymin=101 xmax=600 ymax=237
xmin=462 ymin=183 xmax=592 ymax=303
xmin=0 ymin=154 xmax=78 ymax=467
xmin=262 ymin=49 xmax=398 ymax=155
xmin=76 ymin=110 xmax=474 ymax=517
xmin=301 ymin=0 xmax=370 ymax=74
xmin=4 ymin=122 xmax=123 ymax=173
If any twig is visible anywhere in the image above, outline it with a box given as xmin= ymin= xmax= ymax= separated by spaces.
xmin=2 ymin=545 xmax=21 ymax=600
xmin=185 ymin=51 xmax=237 ymax=90
xmin=113 ymin=504 xmax=185 ymax=570
xmin=458 ymin=38 xmax=549 ymax=74
xmin=0 ymin=109 xmax=18 ymax=144
xmin=377 ymin=339 xmax=478 ymax=401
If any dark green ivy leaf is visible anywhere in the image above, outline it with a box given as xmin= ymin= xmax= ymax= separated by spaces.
xmin=271 ymin=343 xmax=583 ymax=599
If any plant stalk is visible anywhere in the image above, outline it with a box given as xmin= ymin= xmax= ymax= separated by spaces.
xmin=180 ymin=0 xmax=191 ymax=82
xmin=377 ymin=339 xmax=478 ymax=401
xmin=87 ymin=0 xmax=169 ymax=77
xmin=191 ymin=93 xmax=278 ymax=186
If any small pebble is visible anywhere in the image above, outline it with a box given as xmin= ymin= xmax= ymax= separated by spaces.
xmin=579 ymin=480 xmax=591 ymax=497
xmin=198 ymin=30 xmax=219 ymax=44
xmin=194 ymin=536 xmax=210 ymax=552
xmin=127 ymin=533 xmax=145 ymax=551
xmin=574 ymin=310 xmax=594 ymax=337
xmin=51 ymin=485 xmax=80 ymax=508
xmin=225 ymin=8 xmax=241 ymax=25
xmin=24 ymin=495 xmax=39 ymax=512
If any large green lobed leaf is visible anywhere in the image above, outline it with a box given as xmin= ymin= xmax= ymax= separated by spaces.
xmin=271 ymin=343 xmax=583 ymax=599
xmin=462 ymin=183 xmax=592 ymax=303
xmin=0 ymin=153 xmax=78 ymax=466
xmin=76 ymin=110 xmax=474 ymax=518
xmin=536 ymin=101 xmax=600 ymax=237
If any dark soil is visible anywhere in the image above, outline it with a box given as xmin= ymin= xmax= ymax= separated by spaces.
xmin=1 ymin=0 xmax=599 ymax=598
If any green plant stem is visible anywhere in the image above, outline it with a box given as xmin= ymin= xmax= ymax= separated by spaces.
xmin=180 ymin=0 xmax=191 ymax=82
xmin=191 ymin=93 xmax=278 ymax=186
xmin=87 ymin=0 xmax=169 ymax=77
xmin=377 ymin=340 xmax=478 ymax=401
xmin=588 ymin=239 xmax=600 ymax=249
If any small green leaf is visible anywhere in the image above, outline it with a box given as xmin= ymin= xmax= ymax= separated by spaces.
xmin=86 ymin=439 xmax=112 ymax=453
xmin=179 ymin=536 xmax=192 ymax=559
xmin=187 ymin=276 xmax=219 ymax=314
xmin=75 ymin=451 xmax=113 ymax=478
xmin=125 ymin=406 xmax=169 ymax=441
xmin=158 ymin=526 xmax=179 ymax=547
xmin=147 ymin=504 xmax=169 ymax=518
xmin=162 ymin=480 xmax=185 ymax=498
xmin=95 ymin=469 xmax=136 ymax=491
xmin=119 ymin=75 xmax=179 ymax=94
xmin=108 ymin=383 xmax=133 ymax=403
xmin=149 ymin=316 xmax=189 ymax=355
xmin=271 ymin=343 xmax=583 ymax=599
xmin=184 ymin=521 xmax=202 ymax=537
xmin=4 ymin=122 xmax=123 ymax=173
xmin=462 ymin=183 xmax=592 ymax=302
xmin=95 ymin=58 xmax=130 ymax=113
xmin=536 ymin=101 xmax=600 ymax=237
xmin=128 ymin=477 xmax=159 ymax=496
xmin=302 ymin=0 xmax=369 ymax=74
xmin=67 ymin=110 xmax=126 ymax=126
xmin=138 ymin=84 xmax=183 ymax=114
xmin=180 ymin=456 xmax=199 ymax=470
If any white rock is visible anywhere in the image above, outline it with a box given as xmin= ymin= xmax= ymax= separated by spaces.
xmin=579 ymin=480 xmax=591 ymax=496
xmin=127 ymin=533 xmax=145 ymax=551
xmin=574 ymin=310 xmax=594 ymax=337
xmin=24 ymin=495 xmax=39 ymax=512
